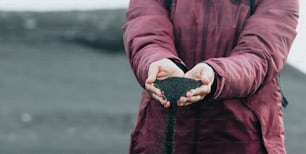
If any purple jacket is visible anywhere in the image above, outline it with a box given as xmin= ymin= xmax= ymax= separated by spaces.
xmin=123 ymin=0 xmax=299 ymax=153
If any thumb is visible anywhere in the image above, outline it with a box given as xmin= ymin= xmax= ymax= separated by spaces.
xmin=200 ymin=65 xmax=214 ymax=85
xmin=146 ymin=64 xmax=159 ymax=84
xmin=201 ymin=73 xmax=210 ymax=85
xmin=200 ymin=67 xmax=213 ymax=85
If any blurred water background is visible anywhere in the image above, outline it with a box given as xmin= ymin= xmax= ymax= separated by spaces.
xmin=0 ymin=0 xmax=305 ymax=153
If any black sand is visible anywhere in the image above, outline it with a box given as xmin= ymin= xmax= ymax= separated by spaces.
xmin=154 ymin=77 xmax=202 ymax=105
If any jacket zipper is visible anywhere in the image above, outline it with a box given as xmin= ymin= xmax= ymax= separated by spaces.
xmin=200 ymin=0 xmax=211 ymax=61
xmin=191 ymin=1 xmax=212 ymax=153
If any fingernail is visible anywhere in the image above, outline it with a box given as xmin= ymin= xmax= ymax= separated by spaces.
xmin=190 ymin=90 xmax=195 ymax=95
xmin=165 ymin=102 xmax=170 ymax=108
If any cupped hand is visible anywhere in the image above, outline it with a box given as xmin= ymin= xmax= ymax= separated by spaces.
xmin=178 ymin=63 xmax=215 ymax=106
xmin=145 ymin=58 xmax=184 ymax=108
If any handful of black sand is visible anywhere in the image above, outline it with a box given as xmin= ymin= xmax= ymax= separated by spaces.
xmin=154 ymin=77 xmax=202 ymax=105
xmin=154 ymin=77 xmax=202 ymax=154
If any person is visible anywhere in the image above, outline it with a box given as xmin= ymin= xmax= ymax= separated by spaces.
xmin=123 ymin=0 xmax=299 ymax=153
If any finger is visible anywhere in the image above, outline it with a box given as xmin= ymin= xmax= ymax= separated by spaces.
xmin=177 ymin=96 xmax=187 ymax=106
xmin=183 ymin=102 xmax=192 ymax=106
xmin=178 ymin=95 xmax=204 ymax=106
xmin=164 ymin=101 xmax=171 ymax=108
xmin=146 ymin=64 xmax=159 ymax=84
xmin=146 ymin=84 xmax=163 ymax=97
xmin=152 ymin=93 xmax=168 ymax=106
xmin=186 ymin=85 xmax=211 ymax=98
xmin=201 ymin=72 xmax=211 ymax=85
xmin=156 ymin=71 xmax=168 ymax=80
xmin=184 ymin=95 xmax=205 ymax=104
xmin=201 ymin=65 xmax=214 ymax=85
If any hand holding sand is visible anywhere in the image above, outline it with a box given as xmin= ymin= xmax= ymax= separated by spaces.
xmin=178 ymin=63 xmax=215 ymax=106
xmin=145 ymin=58 xmax=184 ymax=108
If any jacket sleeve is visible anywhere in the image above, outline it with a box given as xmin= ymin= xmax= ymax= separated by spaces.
xmin=205 ymin=0 xmax=299 ymax=100
xmin=123 ymin=0 xmax=185 ymax=87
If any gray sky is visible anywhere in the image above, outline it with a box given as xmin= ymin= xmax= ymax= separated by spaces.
xmin=0 ymin=0 xmax=129 ymax=11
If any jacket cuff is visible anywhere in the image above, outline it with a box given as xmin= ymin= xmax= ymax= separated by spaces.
xmin=203 ymin=59 xmax=225 ymax=100
xmin=206 ymin=73 xmax=217 ymax=100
